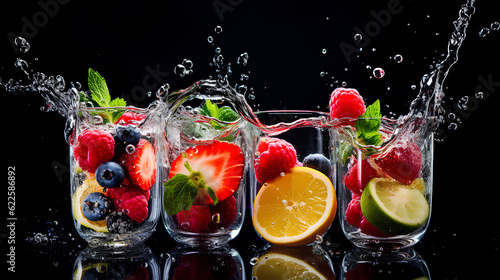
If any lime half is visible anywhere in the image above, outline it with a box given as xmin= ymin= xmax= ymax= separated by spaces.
xmin=361 ymin=178 xmax=429 ymax=235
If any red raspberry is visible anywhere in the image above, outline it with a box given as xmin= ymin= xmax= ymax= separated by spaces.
xmin=345 ymin=195 xmax=363 ymax=228
xmin=344 ymin=159 xmax=379 ymax=194
xmin=107 ymin=185 xmax=149 ymax=223
xmin=115 ymin=112 xmax=146 ymax=126
xmin=206 ymin=196 xmax=237 ymax=232
xmin=73 ymin=129 xmax=115 ymax=173
xmin=359 ymin=217 xmax=390 ymax=237
xmin=329 ymin=88 xmax=366 ymax=122
xmin=176 ymin=205 xmax=212 ymax=233
xmin=254 ymin=137 xmax=297 ymax=183
xmin=374 ymin=142 xmax=422 ymax=185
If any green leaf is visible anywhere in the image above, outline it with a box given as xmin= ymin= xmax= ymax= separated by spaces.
xmin=206 ymin=186 xmax=219 ymax=205
xmin=88 ymin=68 xmax=111 ymax=107
xmin=163 ymin=174 xmax=199 ymax=215
xmin=200 ymin=99 xmax=220 ymax=118
xmin=355 ymin=99 xmax=382 ymax=146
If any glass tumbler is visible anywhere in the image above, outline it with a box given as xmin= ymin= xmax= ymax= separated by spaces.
xmin=250 ymin=111 xmax=337 ymax=247
xmin=162 ymin=101 xmax=259 ymax=246
xmin=334 ymin=118 xmax=433 ymax=249
xmin=70 ymin=107 xmax=162 ymax=247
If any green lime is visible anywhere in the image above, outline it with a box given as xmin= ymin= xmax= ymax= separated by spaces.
xmin=361 ymin=178 xmax=430 ymax=235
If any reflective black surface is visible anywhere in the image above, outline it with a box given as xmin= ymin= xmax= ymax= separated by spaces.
xmin=2 ymin=0 xmax=500 ymax=279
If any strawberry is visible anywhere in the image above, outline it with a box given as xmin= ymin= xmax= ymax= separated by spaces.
xmin=73 ymin=129 xmax=115 ymax=173
xmin=254 ymin=137 xmax=297 ymax=183
xmin=374 ymin=142 xmax=422 ymax=185
xmin=168 ymin=141 xmax=244 ymax=205
xmin=344 ymin=159 xmax=379 ymax=194
xmin=115 ymin=111 xmax=146 ymax=126
xmin=345 ymin=195 xmax=363 ymax=228
xmin=107 ymin=185 xmax=149 ymax=223
xmin=176 ymin=205 xmax=212 ymax=233
xmin=119 ymin=139 xmax=156 ymax=191
xmin=329 ymin=87 xmax=366 ymax=122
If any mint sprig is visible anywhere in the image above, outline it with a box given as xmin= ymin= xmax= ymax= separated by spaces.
xmin=355 ymin=99 xmax=382 ymax=146
xmin=200 ymin=99 xmax=239 ymax=123
xmin=84 ymin=68 xmax=127 ymax=123
xmin=163 ymin=153 xmax=218 ymax=216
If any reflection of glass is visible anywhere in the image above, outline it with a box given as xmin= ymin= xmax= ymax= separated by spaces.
xmin=251 ymin=244 xmax=336 ymax=279
xmin=163 ymin=245 xmax=245 ymax=280
xmin=334 ymin=119 xmax=433 ymax=249
xmin=249 ymin=111 xmax=337 ymax=246
xmin=341 ymin=247 xmax=430 ymax=280
xmin=72 ymin=244 xmax=160 ymax=279
xmin=162 ymin=100 xmax=260 ymax=246
xmin=70 ymin=107 xmax=162 ymax=247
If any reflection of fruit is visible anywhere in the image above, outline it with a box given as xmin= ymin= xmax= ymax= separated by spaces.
xmin=95 ymin=162 xmax=125 ymax=188
xmin=169 ymin=141 xmax=244 ymax=205
xmin=172 ymin=253 xmax=237 ymax=280
xmin=73 ymin=129 xmax=115 ymax=173
xmin=73 ymin=262 xmax=108 ymax=280
xmin=254 ymin=137 xmax=297 ymax=183
xmin=361 ymin=178 xmax=429 ymax=235
xmin=176 ymin=205 xmax=211 ymax=233
xmin=72 ymin=178 xmax=109 ymax=232
xmin=119 ymin=139 xmax=156 ymax=191
xmin=374 ymin=142 xmax=422 ymax=185
xmin=329 ymin=87 xmax=366 ymax=122
xmin=344 ymin=159 xmax=379 ymax=194
xmin=252 ymin=167 xmax=337 ymax=246
xmin=252 ymin=251 xmax=334 ymax=280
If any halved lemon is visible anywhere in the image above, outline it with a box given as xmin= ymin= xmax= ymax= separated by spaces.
xmin=72 ymin=177 xmax=109 ymax=232
xmin=252 ymin=252 xmax=332 ymax=280
xmin=252 ymin=167 xmax=337 ymax=247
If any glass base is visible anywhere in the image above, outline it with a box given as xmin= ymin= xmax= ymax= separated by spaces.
xmin=78 ymin=231 xmax=153 ymax=249
xmin=167 ymin=228 xmax=242 ymax=248
xmin=346 ymin=230 xmax=425 ymax=251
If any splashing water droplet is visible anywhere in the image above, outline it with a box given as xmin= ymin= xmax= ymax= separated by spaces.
xmin=215 ymin=25 xmax=223 ymax=33
xmin=342 ymin=81 xmax=347 ymax=87
xmin=237 ymin=52 xmax=249 ymax=66
xmin=491 ymin=22 xmax=500 ymax=31
xmin=373 ymin=67 xmax=385 ymax=79
xmin=207 ymin=36 xmax=214 ymax=43
xmin=250 ymin=257 xmax=259 ymax=266
xmin=479 ymin=27 xmax=490 ymax=38
xmin=475 ymin=91 xmax=484 ymax=99
xmin=448 ymin=123 xmax=458 ymax=130
xmin=320 ymin=71 xmax=326 ymax=77
xmin=394 ymin=54 xmax=403 ymax=63
xmin=322 ymin=49 xmax=327 ymax=54
xmin=174 ymin=64 xmax=187 ymax=77
xmin=354 ymin=33 xmax=362 ymax=41
xmin=15 ymin=37 xmax=30 ymax=53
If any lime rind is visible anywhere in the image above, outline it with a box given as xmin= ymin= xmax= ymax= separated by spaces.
xmin=361 ymin=178 xmax=429 ymax=235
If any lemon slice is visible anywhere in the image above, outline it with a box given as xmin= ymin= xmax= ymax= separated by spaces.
xmin=252 ymin=167 xmax=337 ymax=246
xmin=252 ymin=252 xmax=329 ymax=280
xmin=72 ymin=177 xmax=109 ymax=232
xmin=361 ymin=178 xmax=429 ymax=235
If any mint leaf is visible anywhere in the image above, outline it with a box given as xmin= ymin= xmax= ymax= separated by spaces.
xmin=163 ymin=174 xmax=198 ymax=215
xmin=355 ymin=99 xmax=382 ymax=146
xmin=206 ymin=186 xmax=219 ymax=205
xmin=88 ymin=68 xmax=111 ymax=107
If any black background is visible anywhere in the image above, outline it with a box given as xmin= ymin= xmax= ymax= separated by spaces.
xmin=2 ymin=0 xmax=500 ymax=279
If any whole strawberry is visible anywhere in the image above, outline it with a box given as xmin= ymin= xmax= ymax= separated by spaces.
xmin=329 ymin=87 xmax=366 ymax=122
xmin=73 ymin=129 xmax=115 ymax=173
xmin=374 ymin=142 xmax=422 ymax=185
xmin=254 ymin=137 xmax=297 ymax=183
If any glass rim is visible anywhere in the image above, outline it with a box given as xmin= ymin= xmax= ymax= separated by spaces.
xmin=254 ymin=110 xmax=329 ymax=116
xmin=77 ymin=105 xmax=148 ymax=112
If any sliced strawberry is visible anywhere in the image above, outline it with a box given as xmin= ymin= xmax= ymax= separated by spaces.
xmin=119 ymin=139 xmax=157 ymax=191
xmin=169 ymin=141 xmax=244 ymax=205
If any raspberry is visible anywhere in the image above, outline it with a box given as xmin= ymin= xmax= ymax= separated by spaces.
xmin=374 ymin=142 xmax=422 ymax=185
xmin=345 ymin=195 xmax=363 ymax=228
xmin=73 ymin=130 xmax=115 ymax=173
xmin=254 ymin=137 xmax=297 ymax=183
xmin=359 ymin=217 xmax=390 ymax=237
xmin=107 ymin=185 xmax=149 ymax=223
xmin=206 ymin=196 xmax=237 ymax=232
xmin=344 ymin=159 xmax=379 ymax=194
xmin=176 ymin=205 xmax=212 ymax=233
xmin=329 ymin=87 xmax=366 ymax=122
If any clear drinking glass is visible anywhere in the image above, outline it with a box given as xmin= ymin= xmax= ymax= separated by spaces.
xmin=70 ymin=107 xmax=162 ymax=247
xmin=334 ymin=118 xmax=433 ymax=249
xmin=162 ymin=101 xmax=259 ymax=246
xmin=249 ymin=111 xmax=337 ymax=246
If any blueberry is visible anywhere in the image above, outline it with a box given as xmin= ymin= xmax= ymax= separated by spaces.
xmin=303 ymin=153 xmax=334 ymax=182
xmin=82 ymin=192 xmax=111 ymax=221
xmin=95 ymin=162 xmax=125 ymax=188
xmin=114 ymin=126 xmax=141 ymax=147
xmin=82 ymin=268 xmax=106 ymax=280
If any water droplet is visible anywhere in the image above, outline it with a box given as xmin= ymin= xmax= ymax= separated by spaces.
xmin=491 ymin=22 xmax=500 ymax=31
xmin=320 ymin=71 xmax=326 ymax=77
xmin=479 ymin=28 xmax=490 ymax=38
xmin=282 ymin=199 xmax=288 ymax=207
xmin=354 ymin=33 xmax=363 ymax=41
xmin=207 ymin=36 xmax=214 ymax=43
xmin=237 ymin=52 xmax=249 ymax=66
xmin=342 ymin=81 xmax=347 ymax=87
xmin=93 ymin=115 xmax=103 ymax=125
xmin=315 ymin=235 xmax=323 ymax=243
xmin=126 ymin=144 xmax=136 ymax=154
xmin=280 ymin=172 xmax=285 ymax=176
xmin=394 ymin=54 xmax=403 ymax=63
xmin=212 ymin=213 xmax=221 ymax=223
xmin=215 ymin=25 xmax=223 ymax=33
xmin=174 ymin=64 xmax=187 ymax=77
xmin=373 ymin=68 xmax=385 ymax=79
xmin=248 ymin=94 xmax=255 ymax=100
xmin=475 ymin=91 xmax=484 ymax=99
xmin=322 ymin=49 xmax=327 ymax=54
xmin=411 ymin=84 xmax=417 ymax=90
xmin=250 ymin=257 xmax=259 ymax=265
xmin=237 ymin=85 xmax=247 ymax=95
xmin=15 ymin=37 xmax=30 ymax=53
xmin=448 ymin=123 xmax=458 ymax=130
